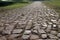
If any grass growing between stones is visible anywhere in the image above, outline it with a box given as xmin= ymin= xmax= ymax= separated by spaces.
xmin=44 ymin=0 xmax=60 ymax=17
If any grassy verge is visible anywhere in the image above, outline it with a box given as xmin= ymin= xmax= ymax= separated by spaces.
xmin=43 ymin=0 xmax=60 ymax=17
xmin=0 ymin=2 xmax=31 ymax=12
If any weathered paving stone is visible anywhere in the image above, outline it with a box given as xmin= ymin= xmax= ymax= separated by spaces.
xmin=7 ymin=37 xmax=18 ymax=40
xmin=32 ymin=29 xmax=38 ymax=34
xmin=47 ymin=22 xmax=53 ymax=25
xmin=8 ymin=34 xmax=20 ymax=38
xmin=52 ymin=24 xmax=58 ymax=30
xmin=14 ymin=23 xmax=21 ymax=28
xmin=33 ymin=26 xmax=38 ymax=30
xmin=41 ymin=34 xmax=47 ymax=39
xmin=0 ymin=36 xmax=7 ymax=40
xmin=57 ymin=33 xmax=60 ymax=38
xmin=22 ymin=35 xmax=30 ymax=39
xmin=53 ymin=24 xmax=57 ymax=28
xmin=48 ymin=25 xmax=52 ymax=29
xmin=58 ymin=25 xmax=60 ymax=28
xmin=45 ymin=25 xmax=52 ymax=33
xmin=51 ymin=19 xmax=57 ymax=23
xmin=49 ymin=13 xmax=54 ymax=15
xmin=30 ymin=34 xmax=39 ymax=40
xmin=50 ymin=31 xmax=57 ymax=35
xmin=2 ymin=23 xmax=16 ymax=34
xmin=48 ymin=34 xmax=58 ymax=39
xmin=42 ymin=23 xmax=47 ymax=27
xmin=12 ymin=29 xmax=23 ymax=34
xmin=58 ymin=39 xmax=60 ymax=40
xmin=35 ymin=24 xmax=40 ymax=28
xmin=38 ymin=29 xmax=46 ymax=34
xmin=25 ymin=20 xmax=33 ymax=30
xmin=2 ymin=29 xmax=12 ymax=35
xmin=24 ymin=30 xmax=31 ymax=35
xmin=0 ymin=23 xmax=4 ymax=27
xmin=41 ymin=26 xmax=47 ymax=29
xmin=58 ymin=19 xmax=60 ymax=23
xmin=37 ymin=39 xmax=43 ymax=40
xmin=41 ymin=23 xmax=47 ymax=29
xmin=0 ymin=27 xmax=4 ymax=32
xmin=16 ymin=22 xmax=26 ymax=29
xmin=45 ymin=39 xmax=57 ymax=40
xmin=14 ymin=20 xmax=19 ymax=23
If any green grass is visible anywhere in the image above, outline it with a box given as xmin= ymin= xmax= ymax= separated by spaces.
xmin=44 ymin=0 xmax=60 ymax=18
xmin=0 ymin=2 xmax=31 ymax=12
xmin=1 ymin=2 xmax=29 ymax=9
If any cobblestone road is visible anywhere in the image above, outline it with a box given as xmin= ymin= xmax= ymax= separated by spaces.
xmin=0 ymin=1 xmax=60 ymax=40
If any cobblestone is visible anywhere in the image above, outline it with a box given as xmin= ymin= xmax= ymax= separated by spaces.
xmin=41 ymin=34 xmax=47 ymax=38
xmin=30 ymin=34 xmax=39 ymax=40
xmin=12 ymin=29 xmax=23 ymax=34
xmin=0 ymin=1 xmax=59 ymax=40
xmin=24 ymin=30 xmax=31 ymax=34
